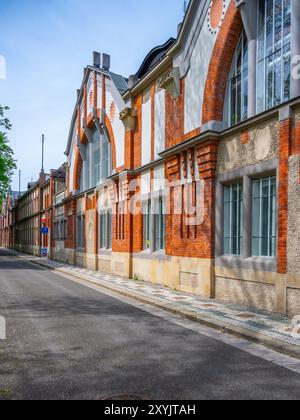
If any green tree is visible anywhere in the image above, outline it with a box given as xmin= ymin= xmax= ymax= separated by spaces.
xmin=0 ymin=105 xmax=16 ymax=204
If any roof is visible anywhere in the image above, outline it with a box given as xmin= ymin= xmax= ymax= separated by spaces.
xmin=109 ymin=71 xmax=128 ymax=94
xmin=65 ymin=66 xmax=128 ymax=156
xmin=135 ymin=38 xmax=176 ymax=79
xmin=123 ymin=0 xmax=197 ymax=99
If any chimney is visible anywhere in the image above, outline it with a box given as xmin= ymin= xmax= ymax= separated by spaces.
xmin=102 ymin=53 xmax=111 ymax=71
xmin=128 ymin=74 xmax=139 ymax=89
xmin=93 ymin=51 xmax=101 ymax=68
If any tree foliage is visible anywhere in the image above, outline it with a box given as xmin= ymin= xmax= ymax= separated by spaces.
xmin=0 ymin=105 xmax=16 ymax=204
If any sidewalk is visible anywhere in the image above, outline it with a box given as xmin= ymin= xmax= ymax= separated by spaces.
xmin=3 ymin=248 xmax=300 ymax=359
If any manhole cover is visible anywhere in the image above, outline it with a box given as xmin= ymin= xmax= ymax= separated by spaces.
xmin=97 ymin=394 xmax=151 ymax=401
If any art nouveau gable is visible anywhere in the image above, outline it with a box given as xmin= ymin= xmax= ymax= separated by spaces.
xmin=173 ymin=0 xmax=231 ymax=133
xmin=67 ymin=67 xmax=127 ymax=194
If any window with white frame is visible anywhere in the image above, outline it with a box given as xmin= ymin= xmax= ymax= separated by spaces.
xmin=76 ymin=214 xmax=85 ymax=249
xmin=154 ymin=194 xmax=166 ymax=252
xmin=99 ymin=209 xmax=112 ymax=250
xmin=225 ymin=31 xmax=248 ymax=127
xmin=142 ymin=194 xmax=166 ymax=253
xmin=224 ymin=183 xmax=244 ymax=256
xmin=81 ymin=128 xmax=111 ymax=192
xmin=257 ymin=0 xmax=291 ymax=113
xmin=100 ymin=131 xmax=110 ymax=182
xmin=252 ymin=176 xmax=277 ymax=257
xmin=91 ymin=129 xmax=100 ymax=187
xmin=142 ymin=199 xmax=151 ymax=251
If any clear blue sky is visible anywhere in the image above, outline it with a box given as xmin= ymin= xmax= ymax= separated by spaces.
xmin=0 ymin=0 xmax=184 ymax=191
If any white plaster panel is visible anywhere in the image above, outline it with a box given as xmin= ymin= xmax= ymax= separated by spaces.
xmin=142 ymin=99 xmax=152 ymax=166
xmin=141 ymin=170 xmax=151 ymax=195
xmin=153 ymin=165 xmax=165 ymax=192
xmin=154 ymin=89 xmax=165 ymax=159
xmin=87 ymin=74 xmax=93 ymax=116
xmin=112 ymin=117 xmax=125 ymax=168
xmin=96 ymin=75 xmax=102 ymax=110
xmin=106 ymin=91 xmax=125 ymax=169
xmin=184 ymin=0 xmax=230 ymax=134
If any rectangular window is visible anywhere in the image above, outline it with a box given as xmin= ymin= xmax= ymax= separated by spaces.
xmin=252 ymin=176 xmax=277 ymax=257
xmin=224 ymin=183 xmax=243 ymax=256
xmin=142 ymin=199 xmax=151 ymax=251
xmin=76 ymin=215 xmax=85 ymax=249
xmin=154 ymin=195 xmax=166 ymax=252
xmin=99 ymin=210 xmax=112 ymax=250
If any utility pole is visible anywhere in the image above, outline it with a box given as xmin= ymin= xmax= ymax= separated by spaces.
xmin=41 ymin=134 xmax=45 ymax=174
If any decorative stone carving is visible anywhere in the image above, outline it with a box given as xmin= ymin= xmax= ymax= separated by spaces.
xmin=120 ymin=107 xmax=138 ymax=132
xmin=158 ymin=67 xmax=181 ymax=99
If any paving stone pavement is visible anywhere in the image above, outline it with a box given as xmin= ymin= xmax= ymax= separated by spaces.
xmin=3 ymin=249 xmax=300 ymax=353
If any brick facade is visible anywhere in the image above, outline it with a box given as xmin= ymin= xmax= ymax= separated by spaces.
xmin=1 ymin=0 xmax=300 ymax=314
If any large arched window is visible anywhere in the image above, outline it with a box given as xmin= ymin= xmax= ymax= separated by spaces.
xmin=224 ymin=31 xmax=249 ymax=127
xmin=81 ymin=127 xmax=111 ymax=192
xmin=257 ymin=0 xmax=291 ymax=112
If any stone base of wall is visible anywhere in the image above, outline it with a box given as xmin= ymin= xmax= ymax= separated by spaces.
xmin=48 ymin=248 xmax=300 ymax=315
xmin=86 ymin=253 xmax=97 ymax=270
xmin=75 ymin=251 xmax=85 ymax=267
xmin=215 ymin=276 xmax=276 ymax=312
xmin=14 ymin=244 xmax=40 ymax=257
xmin=131 ymin=255 xmax=214 ymax=298
xmin=51 ymin=246 xmax=75 ymax=266
xmin=215 ymin=266 xmax=300 ymax=315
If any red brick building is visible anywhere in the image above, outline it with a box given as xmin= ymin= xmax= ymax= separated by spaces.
xmin=1 ymin=0 xmax=300 ymax=316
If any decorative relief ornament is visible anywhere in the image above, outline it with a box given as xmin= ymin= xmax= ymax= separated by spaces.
xmin=89 ymin=90 xmax=94 ymax=108
xmin=207 ymin=0 xmax=226 ymax=35
xmin=109 ymin=101 xmax=117 ymax=123
xmin=119 ymin=107 xmax=137 ymax=132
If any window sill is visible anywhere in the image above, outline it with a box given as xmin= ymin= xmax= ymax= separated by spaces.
xmin=133 ymin=251 xmax=171 ymax=262
xmin=215 ymin=255 xmax=277 ymax=273
xmin=98 ymin=249 xmax=112 ymax=256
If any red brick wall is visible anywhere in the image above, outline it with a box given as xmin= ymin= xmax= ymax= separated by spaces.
xmin=292 ymin=119 xmax=300 ymax=157
xmin=202 ymin=0 xmax=243 ymax=125
xmin=165 ymin=79 xmax=185 ymax=149
xmin=65 ymin=199 xmax=77 ymax=250
xmin=133 ymin=95 xmax=142 ymax=169
xmin=165 ymin=140 xmax=218 ymax=259
xmin=277 ymin=118 xmax=292 ymax=274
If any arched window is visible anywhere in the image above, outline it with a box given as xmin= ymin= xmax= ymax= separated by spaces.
xmin=224 ymin=31 xmax=248 ymax=127
xmin=100 ymin=130 xmax=110 ymax=182
xmin=91 ymin=129 xmax=100 ymax=186
xmin=80 ymin=127 xmax=112 ymax=192
xmin=257 ymin=0 xmax=291 ymax=112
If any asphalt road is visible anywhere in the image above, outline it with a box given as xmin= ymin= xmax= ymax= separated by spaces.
xmin=0 ymin=250 xmax=299 ymax=400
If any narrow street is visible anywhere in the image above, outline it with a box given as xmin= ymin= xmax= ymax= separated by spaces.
xmin=0 ymin=250 xmax=299 ymax=400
